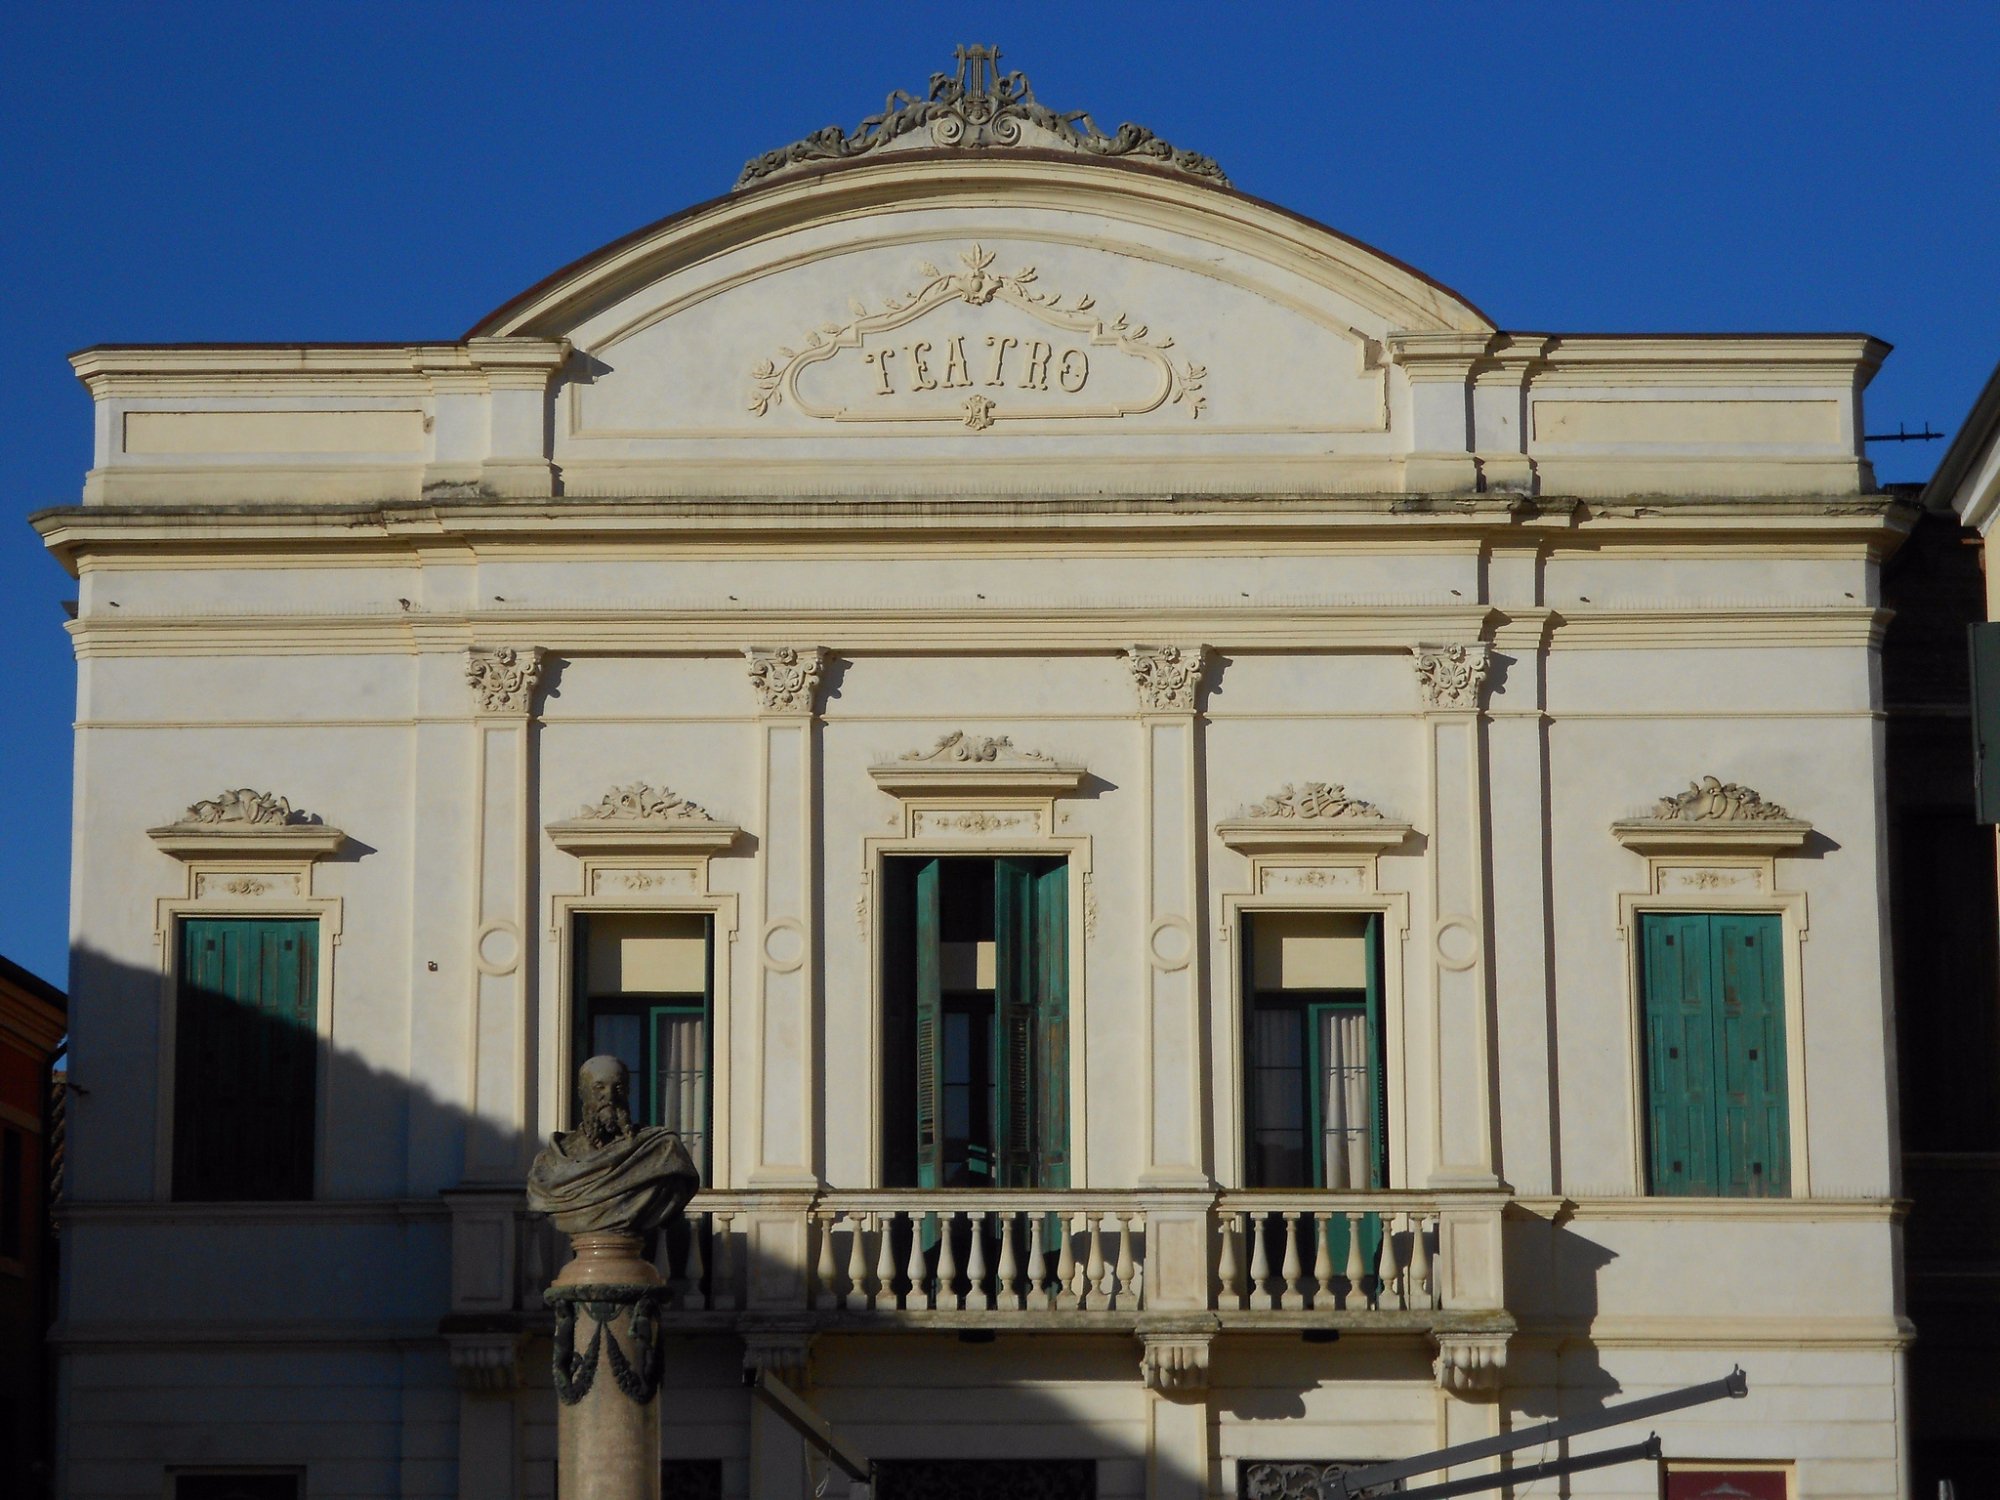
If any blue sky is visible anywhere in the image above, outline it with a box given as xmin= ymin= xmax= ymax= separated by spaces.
xmin=2 ymin=2 xmax=1996 ymax=989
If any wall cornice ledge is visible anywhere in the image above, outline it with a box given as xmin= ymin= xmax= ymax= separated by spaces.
xmin=1507 ymin=1194 xmax=1906 ymax=1222
xmin=56 ymin=1197 xmax=451 ymax=1227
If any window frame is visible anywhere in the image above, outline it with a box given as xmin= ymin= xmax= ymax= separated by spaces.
xmin=574 ymin=970 xmax=715 ymax=1179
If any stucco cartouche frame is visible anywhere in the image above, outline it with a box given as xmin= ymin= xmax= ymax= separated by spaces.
xmin=149 ymin=848 xmax=345 ymax=1203
xmin=858 ymin=738 xmax=1094 ymax=1188
xmin=1610 ymin=790 xmax=1814 ymax=1198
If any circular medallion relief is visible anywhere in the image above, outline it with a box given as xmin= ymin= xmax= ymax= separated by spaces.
xmin=1147 ymin=914 xmax=1195 ymax=972
xmin=761 ymin=917 xmax=806 ymax=973
xmin=474 ymin=919 xmax=521 ymax=977
xmin=1433 ymin=916 xmax=1482 ymax=972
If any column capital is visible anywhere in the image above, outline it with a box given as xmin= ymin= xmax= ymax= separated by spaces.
xmin=744 ymin=645 xmax=827 ymax=714
xmin=1411 ymin=642 xmax=1491 ymax=712
xmin=465 ymin=645 xmax=545 ymax=715
xmin=1125 ymin=643 xmax=1208 ymax=713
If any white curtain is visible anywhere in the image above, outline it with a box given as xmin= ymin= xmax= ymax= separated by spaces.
xmin=1319 ymin=1011 xmax=1371 ymax=1188
xmin=656 ymin=1014 xmax=707 ymax=1165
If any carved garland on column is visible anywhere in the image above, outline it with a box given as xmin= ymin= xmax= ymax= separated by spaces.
xmin=465 ymin=646 xmax=545 ymax=714
xmin=744 ymin=646 xmax=827 ymax=714
xmin=1125 ymin=643 xmax=1208 ymax=711
xmin=1410 ymin=643 xmax=1490 ymax=711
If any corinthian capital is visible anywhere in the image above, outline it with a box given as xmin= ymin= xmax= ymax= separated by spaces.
xmin=1125 ymin=644 xmax=1208 ymax=713
xmin=1411 ymin=643 xmax=1490 ymax=712
xmin=465 ymin=646 xmax=545 ymax=715
xmin=744 ymin=646 xmax=827 ymax=714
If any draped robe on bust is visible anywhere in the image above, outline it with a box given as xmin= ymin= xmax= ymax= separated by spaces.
xmin=526 ymin=1125 xmax=699 ymax=1237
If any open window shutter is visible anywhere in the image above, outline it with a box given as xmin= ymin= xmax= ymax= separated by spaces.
xmin=1240 ymin=911 xmax=1260 ymax=1186
xmin=1710 ymin=913 xmax=1788 ymax=1197
xmin=880 ymin=861 xmax=917 ymax=1187
xmin=1641 ymin=913 xmax=1718 ymax=1195
xmin=570 ymin=914 xmax=592 ymax=1127
xmin=913 ymin=858 xmax=945 ymax=1189
xmin=1032 ymin=861 xmax=1070 ymax=1189
xmin=1363 ymin=911 xmax=1386 ymax=1188
xmin=993 ymin=860 xmax=1036 ymax=1187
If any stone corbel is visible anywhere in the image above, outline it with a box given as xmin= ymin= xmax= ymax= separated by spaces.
xmin=1137 ymin=1316 xmax=1218 ymax=1395
xmin=148 ymin=789 xmax=346 ymax=861
xmin=1431 ymin=1331 xmax=1508 ymax=1395
xmin=1611 ymin=775 xmax=1811 ymax=855
xmin=445 ymin=1329 xmax=528 ymax=1393
xmin=741 ymin=1330 xmax=815 ymax=1387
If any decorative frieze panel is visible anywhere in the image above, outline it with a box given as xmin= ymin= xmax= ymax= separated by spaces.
xmin=192 ymin=870 xmax=305 ymax=900
xmin=1255 ymin=863 xmax=1368 ymax=895
xmin=149 ymin=789 xmax=346 ymax=860
xmin=465 ymin=646 xmax=544 ymax=715
xmin=912 ymin=807 xmax=1045 ymax=837
xmin=587 ymin=866 xmax=703 ymax=897
xmin=743 ymin=646 xmax=826 ymax=714
xmin=1411 ymin=642 xmax=1490 ymax=711
xmin=1126 ymin=643 xmax=1208 ymax=712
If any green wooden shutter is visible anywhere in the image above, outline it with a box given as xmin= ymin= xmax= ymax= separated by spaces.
xmin=1641 ymin=913 xmax=1719 ymax=1195
xmin=1032 ymin=861 xmax=1070 ymax=1190
xmin=174 ymin=917 xmax=318 ymax=1201
xmin=913 ymin=858 xmax=945 ymax=1189
xmin=1710 ymin=913 xmax=1789 ymax=1196
xmin=994 ymin=859 xmax=1036 ymax=1187
xmin=1363 ymin=911 xmax=1386 ymax=1188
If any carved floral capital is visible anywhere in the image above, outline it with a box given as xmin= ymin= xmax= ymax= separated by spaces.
xmin=744 ymin=646 xmax=826 ymax=714
xmin=1126 ymin=643 xmax=1208 ymax=712
xmin=466 ymin=646 xmax=545 ymax=715
xmin=1412 ymin=643 xmax=1491 ymax=711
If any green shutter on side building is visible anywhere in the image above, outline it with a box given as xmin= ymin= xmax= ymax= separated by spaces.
xmin=912 ymin=858 xmax=944 ymax=1189
xmin=1031 ymin=861 xmax=1070 ymax=1189
xmin=173 ymin=917 xmax=319 ymax=1201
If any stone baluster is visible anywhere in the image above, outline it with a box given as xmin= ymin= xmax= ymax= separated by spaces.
xmin=873 ymin=1213 xmax=899 ymax=1311
xmin=814 ymin=1213 xmax=839 ymax=1311
xmin=996 ymin=1214 xmax=1021 ymax=1311
xmin=685 ymin=1218 xmax=707 ymax=1310
xmin=844 ymin=1213 xmax=870 ymax=1312
xmin=1025 ymin=1218 xmax=1051 ymax=1310
xmin=1343 ymin=1211 xmax=1368 ymax=1310
xmin=711 ymin=1214 xmax=736 ymax=1311
xmin=1375 ymin=1213 xmax=1404 ymax=1310
xmin=654 ymin=1230 xmax=678 ymax=1302
xmin=1312 ymin=1213 xmax=1335 ymax=1310
xmin=1280 ymin=1212 xmax=1306 ymax=1311
xmin=905 ymin=1213 xmax=932 ymax=1311
xmin=1412 ymin=1213 xmax=1437 ymax=1308
xmin=1249 ymin=1215 xmax=1274 ymax=1311
xmin=1217 ymin=1213 xmax=1244 ymax=1310
xmin=1056 ymin=1214 xmax=1081 ymax=1311
xmin=1114 ymin=1214 xmax=1138 ymax=1309
xmin=1084 ymin=1214 xmax=1108 ymax=1309
xmin=964 ymin=1212 xmax=989 ymax=1311
xmin=936 ymin=1212 xmax=961 ymax=1310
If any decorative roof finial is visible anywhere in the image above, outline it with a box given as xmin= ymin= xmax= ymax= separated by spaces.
xmin=735 ymin=45 xmax=1228 ymax=191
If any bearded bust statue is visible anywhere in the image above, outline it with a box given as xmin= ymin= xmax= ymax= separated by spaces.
xmin=527 ymin=1055 xmax=700 ymax=1237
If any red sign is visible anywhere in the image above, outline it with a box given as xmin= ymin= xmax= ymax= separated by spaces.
xmin=1665 ymin=1469 xmax=1788 ymax=1500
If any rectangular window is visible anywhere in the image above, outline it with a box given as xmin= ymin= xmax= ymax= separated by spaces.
xmin=1241 ymin=911 xmax=1385 ymax=1189
xmin=1640 ymin=911 xmax=1790 ymax=1197
xmin=881 ymin=856 xmax=1068 ymax=1189
xmin=573 ymin=912 xmax=714 ymax=1175
xmin=173 ymin=918 xmax=319 ymax=1202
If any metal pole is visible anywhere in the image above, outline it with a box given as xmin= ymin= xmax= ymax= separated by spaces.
xmin=1389 ymin=1435 xmax=1662 ymax=1500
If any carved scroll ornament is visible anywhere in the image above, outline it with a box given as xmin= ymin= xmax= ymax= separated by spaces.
xmin=1411 ymin=643 xmax=1490 ymax=711
xmin=899 ymin=731 xmax=1054 ymax=766
xmin=1126 ymin=643 xmax=1208 ymax=712
xmin=743 ymin=646 xmax=826 ymax=714
xmin=1245 ymin=782 xmax=1383 ymax=821
xmin=1652 ymin=775 xmax=1791 ymax=823
xmin=466 ymin=646 xmax=545 ymax=715
xmin=576 ymin=784 xmax=713 ymax=823
xmin=734 ymin=44 xmax=1228 ymax=190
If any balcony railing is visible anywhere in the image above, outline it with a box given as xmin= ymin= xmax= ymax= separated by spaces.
xmin=1214 ymin=1191 xmax=1440 ymax=1314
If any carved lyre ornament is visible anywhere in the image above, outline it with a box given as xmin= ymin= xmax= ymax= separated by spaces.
xmin=1652 ymin=775 xmax=1792 ymax=823
xmin=1126 ymin=644 xmax=1208 ymax=712
xmin=748 ymin=244 xmax=1207 ymax=431
xmin=898 ymin=731 xmax=1054 ymax=766
xmin=465 ymin=646 xmax=545 ymax=715
xmin=734 ymin=44 xmax=1228 ymax=190
xmin=1411 ymin=643 xmax=1491 ymax=711
xmin=1244 ymin=782 xmax=1384 ymax=822
xmin=576 ymin=784 xmax=714 ymax=823
xmin=744 ymin=646 xmax=826 ymax=714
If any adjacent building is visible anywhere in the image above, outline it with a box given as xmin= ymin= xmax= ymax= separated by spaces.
xmin=39 ymin=51 xmax=1916 ymax=1500
xmin=1 ymin=954 xmax=66 ymax=1500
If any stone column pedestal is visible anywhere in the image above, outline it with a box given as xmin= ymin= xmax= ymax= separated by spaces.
xmin=548 ymin=1234 xmax=664 ymax=1500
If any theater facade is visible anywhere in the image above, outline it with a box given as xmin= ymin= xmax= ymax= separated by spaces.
xmin=40 ymin=50 xmax=1911 ymax=1500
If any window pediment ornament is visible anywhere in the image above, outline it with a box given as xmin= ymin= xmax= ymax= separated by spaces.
xmin=733 ymin=44 xmax=1229 ymax=192
xmin=1612 ymin=775 xmax=1812 ymax=854
xmin=1217 ymin=780 xmax=1411 ymax=854
xmin=148 ymin=789 xmax=347 ymax=859
xmin=546 ymin=783 xmax=740 ymax=857
xmin=869 ymin=731 xmax=1085 ymax=796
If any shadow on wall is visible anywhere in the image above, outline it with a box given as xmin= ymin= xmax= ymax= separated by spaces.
xmin=55 ymin=943 xmax=1596 ymax=1500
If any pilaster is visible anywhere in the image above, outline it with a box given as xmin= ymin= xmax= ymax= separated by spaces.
xmin=1388 ymin=331 xmax=1492 ymax=494
xmin=1127 ymin=645 xmax=1210 ymax=1188
xmin=1411 ymin=643 xmax=1501 ymax=1189
xmin=744 ymin=646 xmax=827 ymax=1189
xmin=462 ymin=646 xmax=545 ymax=1183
